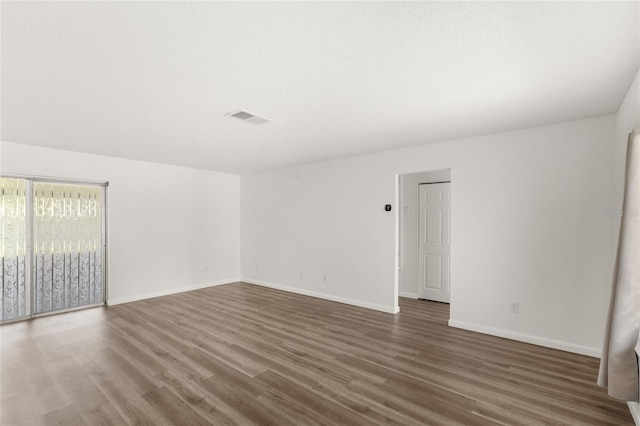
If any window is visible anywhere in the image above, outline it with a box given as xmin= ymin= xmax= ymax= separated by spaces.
xmin=0 ymin=177 xmax=107 ymax=321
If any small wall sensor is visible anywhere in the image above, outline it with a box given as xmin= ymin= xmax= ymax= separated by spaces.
xmin=385 ymin=204 xmax=392 ymax=211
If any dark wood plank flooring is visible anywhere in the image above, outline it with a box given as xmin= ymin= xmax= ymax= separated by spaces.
xmin=0 ymin=282 xmax=632 ymax=425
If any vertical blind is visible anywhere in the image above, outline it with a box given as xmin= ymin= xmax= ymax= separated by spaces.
xmin=33 ymin=183 xmax=104 ymax=313
xmin=0 ymin=178 xmax=27 ymax=319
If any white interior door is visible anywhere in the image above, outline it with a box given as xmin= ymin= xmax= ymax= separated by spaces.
xmin=418 ymin=182 xmax=450 ymax=303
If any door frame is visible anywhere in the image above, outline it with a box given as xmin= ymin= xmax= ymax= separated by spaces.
xmin=395 ymin=169 xmax=451 ymax=309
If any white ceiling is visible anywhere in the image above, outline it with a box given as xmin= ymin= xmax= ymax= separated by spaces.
xmin=2 ymin=1 xmax=639 ymax=174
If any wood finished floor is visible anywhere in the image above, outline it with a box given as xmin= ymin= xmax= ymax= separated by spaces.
xmin=0 ymin=282 xmax=632 ymax=426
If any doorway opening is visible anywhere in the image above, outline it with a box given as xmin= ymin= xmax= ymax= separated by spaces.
xmin=396 ymin=169 xmax=451 ymax=308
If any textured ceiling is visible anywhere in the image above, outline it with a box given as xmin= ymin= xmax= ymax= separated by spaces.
xmin=1 ymin=1 xmax=639 ymax=174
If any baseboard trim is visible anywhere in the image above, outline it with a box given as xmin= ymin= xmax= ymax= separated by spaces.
xmin=107 ymin=278 xmax=240 ymax=306
xmin=399 ymin=291 xmax=419 ymax=299
xmin=628 ymin=401 xmax=640 ymax=426
xmin=242 ymin=279 xmax=399 ymax=314
xmin=448 ymin=319 xmax=600 ymax=357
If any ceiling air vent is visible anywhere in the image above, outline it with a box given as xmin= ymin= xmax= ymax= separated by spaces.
xmin=225 ymin=109 xmax=271 ymax=125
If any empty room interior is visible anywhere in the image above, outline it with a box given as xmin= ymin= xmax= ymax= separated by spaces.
xmin=1 ymin=1 xmax=639 ymax=425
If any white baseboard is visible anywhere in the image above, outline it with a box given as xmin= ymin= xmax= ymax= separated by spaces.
xmin=629 ymin=401 xmax=640 ymax=426
xmin=399 ymin=291 xmax=419 ymax=299
xmin=448 ymin=319 xmax=600 ymax=357
xmin=242 ymin=279 xmax=399 ymax=314
xmin=107 ymin=278 xmax=240 ymax=306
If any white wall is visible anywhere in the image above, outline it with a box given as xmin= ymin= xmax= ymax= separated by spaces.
xmin=612 ymin=68 xmax=640 ymax=421
xmin=0 ymin=110 xmax=623 ymax=358
xmin=240 ymin=155 xmax=400 ymax=313
xmin=242 ymin=115 xmax=616 ymax=355
xmin=0 ymin=102 xmax=627 ymax=359
xmin=0 ymin=142 xmax=241 ymax=304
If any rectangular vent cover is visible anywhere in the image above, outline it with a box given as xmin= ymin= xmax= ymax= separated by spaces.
xmin=225 ymin=109 xmax=271 ymax=125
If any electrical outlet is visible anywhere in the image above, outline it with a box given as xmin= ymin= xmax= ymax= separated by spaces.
xmin=323 ymin=273 xmax=328 ymax=283
xmin=299 ymin=270 xmax=304 ymax=279
xmin=509 ymin=302 xmax=520 ymax=313
xmin=255 ymin=264 xmax=259 ymax=271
